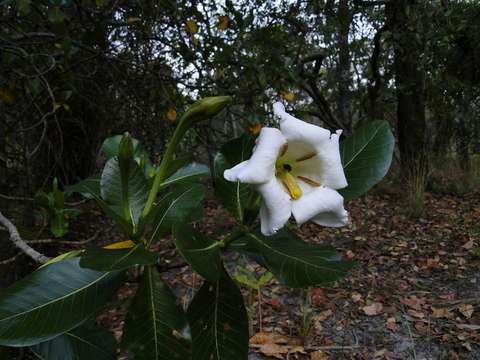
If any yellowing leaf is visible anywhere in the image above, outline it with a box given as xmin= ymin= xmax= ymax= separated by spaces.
xmin=217 ymin=15 xmax=230 ymax=30
xmin=127 ymin=16 xmax=141 ymax=24
xmin=166 ymin=108 xmax=177 ymax=122
xmin=103 ymin=240 xmax=135 ymax=250
xmin=281 ymin=91 xmax=296 ymax=102
xmin=186 ymin=20 xmax=198 ymax=34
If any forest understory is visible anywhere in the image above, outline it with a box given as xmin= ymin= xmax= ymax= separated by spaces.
xmin=3 ymin=185 xmax=478 ymax=360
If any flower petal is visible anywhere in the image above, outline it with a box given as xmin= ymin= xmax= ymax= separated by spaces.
xmin=273 ymin=102 xmax=331 ymax=145
xmin=303 ymin=130 xmax=347 ymax=189
xmin=291 ymin=186 xmax=348 ymax=227
xmin=274 ymin=102 xmax=347 ymax=190
xmin=223 ymin=127 xmax=286 ymax=184
xmin=257 ymin=178 xmax=292 ymax=235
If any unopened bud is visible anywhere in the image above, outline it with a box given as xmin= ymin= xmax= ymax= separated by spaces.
xmin=182 ymin=96 xmax=232 ymax=123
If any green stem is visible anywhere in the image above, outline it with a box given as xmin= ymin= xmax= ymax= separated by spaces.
xmin=142 ymin=116 xmax=190 ymax=218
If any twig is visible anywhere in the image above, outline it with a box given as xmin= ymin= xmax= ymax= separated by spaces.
xmin=26 ymin=229 xmax=101 ymax=246
xmin=0 ymin=253 xmax=23 ymax=266
xmin=0 ymin=211 xmax=50 ymax=264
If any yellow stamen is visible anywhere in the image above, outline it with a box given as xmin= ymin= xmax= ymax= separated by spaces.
xmin=297 ymin=176 xmax=321 ymax=187
xmin=279 ymin=144 xmax=288 ymax=157
xmin=280 ymin=172 xmax=303 ymax=200
xmin=295 ymin=152 xmax=317 ymax=162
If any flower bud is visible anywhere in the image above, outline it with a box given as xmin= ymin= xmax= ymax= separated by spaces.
xmin=182 ymin=96 xmax=232 ymax=123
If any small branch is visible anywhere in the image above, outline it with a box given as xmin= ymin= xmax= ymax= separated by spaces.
xmin=0 ymin=211 xmax=50 ymax=264
xmin=0 ymin=253 xmax=22 ymax=266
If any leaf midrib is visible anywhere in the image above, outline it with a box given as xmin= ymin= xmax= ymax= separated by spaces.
xmin=0 ymin=271 xmax=111 ymax=324
xmin=247 ymin=234 xmax=346 ymax=275
xmin=342 ymin=123 xmax=385 ymax=169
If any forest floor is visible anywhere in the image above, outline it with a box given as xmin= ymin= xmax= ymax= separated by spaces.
xmin=3 ymin=188 xmax=480 ymax=360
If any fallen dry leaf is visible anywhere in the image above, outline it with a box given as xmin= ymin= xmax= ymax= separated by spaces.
xmin=462 ymin=239 xmax=474 ymax=250
xmin=432 ymin=307 xmax=454 ymax=319
xmin=351 ymin=292 xmax=363 ymax=302
xmin=386 ymin=317 xmax=397 ymax=331
xmin=258 ymin=343 xmax=288 ymax=359
xmin=310 ymin=350 xmax=330 ymax=360
xmin=458 ymin=304 xmax=474 ymax=319
xmin=407 ymin=309 xmax=425 ymax=319
xmin=362 ymin=302 xmax=383 ymax=316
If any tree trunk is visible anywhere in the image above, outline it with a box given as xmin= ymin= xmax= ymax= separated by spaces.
xmin=458 ymin=87 xmax=472 ymax=171
xmin=387 ymin=0 xmax=427 ymax=179
xmin=336 ymin=0 xmax=352 ymax=130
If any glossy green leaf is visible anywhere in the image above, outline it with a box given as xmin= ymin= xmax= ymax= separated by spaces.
xmin=80 ymin=244 xmax=156 ymax=271
xmin=149 ymin=184 xmax=205 ymax=244
xmin=159 ymin=162 xmax=209 ymax=189
xmin=0 ymin=258 xmax=122 ymax=347
xmin=100 ymin=157 xmax=148 ymax=226
xmin=30 ymin=322 xmax=116 ymax=360
xmin=245 ymin=230 xmax=354 ymax=288
xmin=165 ymin=154 xmax=194 ymax=178
xmin=101 ymin=134 xmax=145 ymax=161
xmin=187 ymin=273 xmax=248 ymax=360
xmin=101 ymin=134 xmax=152 ymax=176
xmin=173 ymin=224 xmax=222 ymax=282
xmin=66 ymin=177 xmax=100 ymax=199
xmin=213 ymin=135 xmax=255 ymax=223
xmin=39 ymin=250 xmax=83 ymax=268
xmin=122 ymin=266 xmax=191 ymax=360
xmin=339 ymin=120 xmax=394 ymax=201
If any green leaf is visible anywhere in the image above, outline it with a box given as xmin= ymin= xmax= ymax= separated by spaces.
xmin=39 ymin=250 xmax=82 ymax=269
xmin=245 ymin=230 xmax=353 ymax=288
xmin=0 ymin=258 xmax=122 ymax=347
xmin=159 ymin=162 xmax=209 ymax=189
xmin=100 ymin=157 xmax=148 ymax=226
xmin=101 ymin=134 xmax=152 ymax=176
xmin=122 ymin=266 xmax=191 ymax=360
xmin=173 ymin=224 xmax=222 ymax=282
xmin=339 ymin=120 xmax=394 ymax=201
xmin=214 ymin=135 xmax=255 ymax=223
xmin=165 ymin=154 xmax=194 ymax=178
xmin=30 ymin=322 xmax=116 ymax=360
xmin=80 ymin=244 xmax=156 ymax=271
xmin=82 ymin=186 xmax=133 ymax=235
xmin=187 ymin=273 xmax=249 ymax=360
xmin=101 ymin=134 xmax=142 ymax=160
xmin=149 ymin=184 xmax=205 ymax=244
xmin=66 ymin=177 xmax=100 ymax=199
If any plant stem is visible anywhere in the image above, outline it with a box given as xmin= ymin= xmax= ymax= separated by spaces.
xmin=142 ymin=116 xmax=190 ymax=218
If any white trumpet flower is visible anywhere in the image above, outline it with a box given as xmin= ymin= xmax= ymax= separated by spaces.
xmin=224 ymin=102 xmax=349 ymax=236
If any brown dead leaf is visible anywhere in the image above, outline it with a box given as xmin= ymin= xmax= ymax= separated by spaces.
xmin=310 ymin=288 xmax=328 ymax=307
xmin=314 ymin=309 xmax=333 ymax=322
xmin=310 ymin=350 xmax=330 ymax=360
xmin=250 ymin=332 xmax=289 ymax=345
xmin=258 ymin=344 xmax=288 ymax=359
xmin=386 ymin=317 xmax=397 ymax=331
xmin=432 ymin=307 xmax=454 ymax=319
xmin=407 ymin=309 xmax=425 ymax=319
xmin=463 ymin=239 xmax=474 ymax=250
xmin=458 ymin=304 xmax=474 ymax=319
xmin=362 ymin=302 xmax=383 ymax=316
xmin=351 ymin=292 xmax=362 ymax=302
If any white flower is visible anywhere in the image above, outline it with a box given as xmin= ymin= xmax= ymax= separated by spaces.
xmin=224 ymin=102 xmax=349 ymax=236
